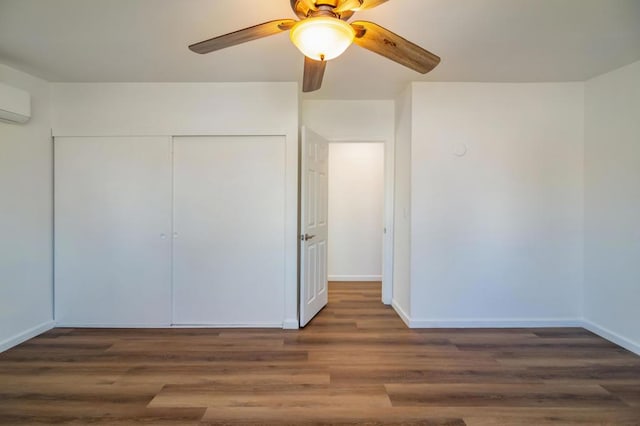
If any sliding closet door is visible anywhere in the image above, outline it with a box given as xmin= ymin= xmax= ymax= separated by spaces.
xmin=172 ymin=136 xmax=286 ymax=326
xmin=55 ymin=137 xmax=172 ymax=326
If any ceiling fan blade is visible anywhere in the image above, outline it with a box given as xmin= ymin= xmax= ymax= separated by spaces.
xmin=303 ymin=56 xmax=326 ymax=92
xmin=351 ymin=21 xmax=440 ymax=74
xmin=189 ymin=19 xmax=297 ymax=54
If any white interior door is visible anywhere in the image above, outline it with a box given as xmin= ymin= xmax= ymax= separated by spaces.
xmin=172 ymin=136 xmax=286 ymax=326
xmin=54 ymin=136 xmax=172 ymax=326
xmin=300 ymin=127 xmax=329 ymax=327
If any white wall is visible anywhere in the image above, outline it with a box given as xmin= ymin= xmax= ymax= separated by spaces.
xmin=393 ymin=87 xmax=413 ymax=322
xmin=0 ymin=64 xmax=53 ymax=351
xmin=51 ymin=82 xmax=300 ymax=328
xmin=302 ymin=100 xmax=395 ymax=142
xmin=302 ymin=100 xmax=395 ymax=302
xmin=584 ymin=60 xmax=640 ymax=354
xmin=409 ymin=82 xmax=584 ymax=326
xmin=328 ymin=143 xmax=384 ymax=281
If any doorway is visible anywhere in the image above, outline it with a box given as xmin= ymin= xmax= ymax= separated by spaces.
xmin=299 ymin=126 xmax=393 ymax=327
xmin=327 ymin=142 xmax=385 ymax=284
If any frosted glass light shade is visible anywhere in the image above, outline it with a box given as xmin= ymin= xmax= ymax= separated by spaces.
xmin=290 ymin=17 xmax=356 ymax=61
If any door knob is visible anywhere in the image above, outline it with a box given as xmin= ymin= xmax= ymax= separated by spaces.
xmin=301 ymin=233 xmax=316 ymax=241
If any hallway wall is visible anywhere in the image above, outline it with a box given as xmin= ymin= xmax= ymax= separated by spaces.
xmin=328 ymin=142 xmax=384 ymax=281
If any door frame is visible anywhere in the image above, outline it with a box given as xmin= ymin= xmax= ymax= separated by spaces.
xmin=308 ymin=136 xmax=395 ymax=306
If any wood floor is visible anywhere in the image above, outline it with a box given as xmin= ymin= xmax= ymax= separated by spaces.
xmin=1 ymin=282 xmax=639 ymax=425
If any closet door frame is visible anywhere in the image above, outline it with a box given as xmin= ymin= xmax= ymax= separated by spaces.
xmin=53 ymin=132 xmax=298 ymax=329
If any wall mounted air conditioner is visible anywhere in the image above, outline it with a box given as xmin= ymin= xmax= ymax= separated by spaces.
xmin=0 ymin=82 xmax=31 ymax=124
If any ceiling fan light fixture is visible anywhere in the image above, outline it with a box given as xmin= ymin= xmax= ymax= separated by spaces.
xmin=290 ymin=16 xmax=355 ymax=61
xmin=189 ymin=0 xmax=438 ymax=93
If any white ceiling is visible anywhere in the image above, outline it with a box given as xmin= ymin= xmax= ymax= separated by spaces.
xmin=1 ymin=0 xmax=639 ymax=99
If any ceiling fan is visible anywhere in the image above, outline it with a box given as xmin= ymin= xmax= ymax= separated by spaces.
xmin=189 ymin=0 xmax=441 ymax=92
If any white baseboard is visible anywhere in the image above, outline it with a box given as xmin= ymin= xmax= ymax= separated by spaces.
xmin=55 ymin=322 xmax=283 ymax=328
xmin=172 ymin=323 xmax=284 ymax=328
xmin=55 ymin=323 xmax=172 ymax=328
xmin=408 ymin=318 xmax=583 ymax=328
xmin=4 ymin=319 xmax=637 ymax=356
xmin=391 ymin=299 xmax=411 ymax=327
xmin=582 ymin=319 xmax=640 ymax=356
xmin=0 ymin=321 xmax=55 ymax=353
xmin=390 ymin=310 xmax=639 ymax=355
xmin=282 ymin=318 xmax=299 ymax=330
xmin=328 ymin=275 xmax=382 ymax=282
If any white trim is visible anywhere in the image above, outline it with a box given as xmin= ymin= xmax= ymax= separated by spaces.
xmin=382 ymin=135 xmax=394 ymax=306
xmin=172 ymin=323 xmax=283 ymax=328
xmin=328 ymin=275 xmax=382 ymax=282
xmin=51 ymin=131 xmax=292 ymax=138
xmin=327 ymin=138 xmax=387 ymax=143
xmin=0 ymin=321 xmax=55 ymax=353
xmin=583 ymin=319 xmax=640 ymax=356
xmin=6 ymin=320 xmax=637 ymax=356
xmin=170 ymin=136 xmax=176 ymax=326
xmin=55 ymin=322 xmax=284 ymax=328
xmin=283 ymin=318 xmax=299 ymax=329
xmin=55 ymin=323 xmax=171 ymax=328
xmin=383 ymin=309 xmax=640 ymax=356
xmin=408 ymin=318 xmax=583 ymax=328
xmin=391 ymin=299 xmax=411 ymax=327
xmin=390 ymin=307 xmax=585 ymax=329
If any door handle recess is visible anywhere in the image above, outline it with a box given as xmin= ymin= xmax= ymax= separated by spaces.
xmin=301 ymin=233 xmax=316 ymax=241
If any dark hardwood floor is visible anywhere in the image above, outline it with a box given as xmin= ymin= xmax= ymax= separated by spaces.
xmin=1 ymin=281 xmax=639 ymax=425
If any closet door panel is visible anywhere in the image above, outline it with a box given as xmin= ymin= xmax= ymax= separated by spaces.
xmin=54 ymin=137 xmax=172 ymax=326
xmin=172 ymin=136 xmax=286 ymax=326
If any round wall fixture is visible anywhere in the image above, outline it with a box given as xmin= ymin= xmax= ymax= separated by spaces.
xmin=453 ymin=143 xmax=468 ymax=157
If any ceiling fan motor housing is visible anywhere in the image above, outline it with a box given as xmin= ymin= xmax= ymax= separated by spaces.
xmin=290 ymin=0 xmax=355 ymax=20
